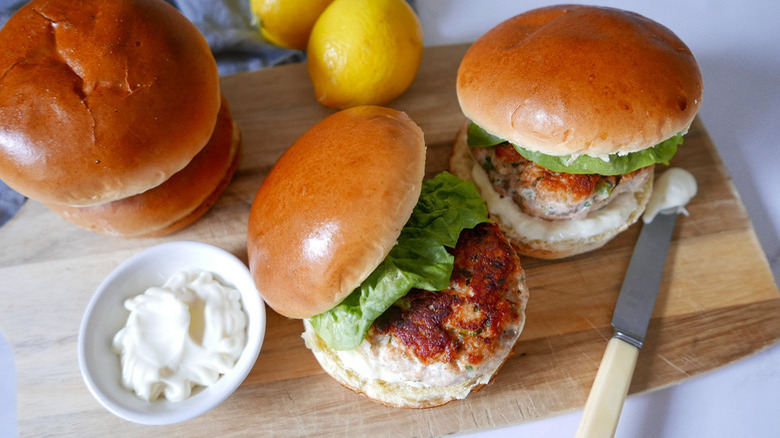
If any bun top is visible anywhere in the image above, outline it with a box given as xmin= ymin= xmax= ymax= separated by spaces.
xmin=248 ymin=106 xmax=426 ymax=319
xmin=457 ymin=5 xmax=703 ymax=157
xmin=0 ymin=0 xmax=220 ymax=205
xmin=46 ymin=96 xmax=239 ymax=238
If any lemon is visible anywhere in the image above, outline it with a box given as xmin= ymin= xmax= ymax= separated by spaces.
xmin=251 ymin=0 xmax=334 ymax=50
xmin=307 ymin=0 xmax=424 ymax=109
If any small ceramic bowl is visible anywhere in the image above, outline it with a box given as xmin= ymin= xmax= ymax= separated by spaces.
xmin=78 ymin=241 xmax=265 ymax=425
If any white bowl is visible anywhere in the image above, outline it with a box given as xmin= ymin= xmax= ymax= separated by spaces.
xmin=78 ymin=241 xmax=265 ymax=425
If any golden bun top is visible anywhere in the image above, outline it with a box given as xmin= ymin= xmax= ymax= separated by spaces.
xmin=47 ymin=97 xmax=240 ymax=237
xmin=457 ymin=4 xmax=703 ymax=156
xmin=0 ymin=0 xmax=220 ymax=205
xmin=248 ymin=106 xmax=426 ymax=319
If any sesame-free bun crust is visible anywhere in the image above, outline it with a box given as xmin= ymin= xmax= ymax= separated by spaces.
xmin=46 ymin=97 xmax=241 ymax=238
xmin=450 ymin=122 xmax=653 ymax=259
xmin=248 ymin=106 xmax=426 ymax=319
xmin=456 ymin=5 xmax=703 ymax=156
xmin=0 ymin=0 xmax=220 ymax=206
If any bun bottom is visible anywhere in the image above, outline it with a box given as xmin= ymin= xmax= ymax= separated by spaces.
xmin=47 ymin=97 xmax=241 ymax=238
xmin=450 ymin=122 xmax=653 ymax=259
xmin=302 ymin=319 xmax=520 ymax=409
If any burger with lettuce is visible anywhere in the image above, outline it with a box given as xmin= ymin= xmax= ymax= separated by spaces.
xmin=248 ymin=106 xmax=529 ymax=408
xmin=450 ymin=5 xmax=703 ymax=259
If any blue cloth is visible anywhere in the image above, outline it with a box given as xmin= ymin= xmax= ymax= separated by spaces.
xmin=0 ymin=0 xmax=305 ymax=227
xmin=0 ymin=179 xmax=24 ymax=227
xmin=163 ymin=0 xmax=305 ymax=75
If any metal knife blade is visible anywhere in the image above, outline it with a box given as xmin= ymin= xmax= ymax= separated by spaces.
xmin=611 ymin=211 xmax=678 ymax=349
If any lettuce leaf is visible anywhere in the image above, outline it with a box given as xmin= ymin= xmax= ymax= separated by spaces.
xmin=467 ymin=121 xmax=683 ymax=175
xmin=308 ymin=172 xmax=489 ymax=350
xmin=467 ymin=122 xmax=506 ymax=147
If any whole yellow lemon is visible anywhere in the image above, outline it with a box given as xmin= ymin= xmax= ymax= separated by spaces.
xmin=251 ymin=0 xmax=334 ymax=50
xmin=307 ymin=0 xmax=424 ymax=108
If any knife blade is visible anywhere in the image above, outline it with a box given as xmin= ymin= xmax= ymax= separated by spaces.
xmin=575 ymin=210 xmax=679 ymax=438
xmin=612 ymin=211 xmax=678 ymax=349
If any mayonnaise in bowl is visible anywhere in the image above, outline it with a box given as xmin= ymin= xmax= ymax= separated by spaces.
xmin=112 ymin=271 xmax=248 ymax=402
xmin=78 ymin=241 xmax=265 ymax=426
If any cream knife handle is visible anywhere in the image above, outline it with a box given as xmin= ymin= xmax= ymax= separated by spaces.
xmin=575 ymin=336 xmax=640 ymax=438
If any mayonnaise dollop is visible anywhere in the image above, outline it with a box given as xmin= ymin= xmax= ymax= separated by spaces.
xmin=112 ymin=271 xmax=247 ymax=402
xmin=643 ymin=168 xmax=698 ymax=223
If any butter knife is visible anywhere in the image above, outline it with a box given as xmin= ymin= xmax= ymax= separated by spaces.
xmin=575 ymin=210 xmax=679 ymax=438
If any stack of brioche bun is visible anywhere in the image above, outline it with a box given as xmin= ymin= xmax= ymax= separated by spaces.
xmin=0 ymin=0 xmax=240 ymax=237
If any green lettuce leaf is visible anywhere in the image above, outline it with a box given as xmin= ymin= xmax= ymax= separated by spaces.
xmin=309 ymin=172 xmax=489 ymax=350
xmin=467 ymin=122 xmax=506 ymax=147
xmin=467 ymin=121 xmax=683 ymax=175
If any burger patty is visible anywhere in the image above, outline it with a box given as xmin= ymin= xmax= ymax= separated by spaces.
xmin=472 ymin=143 xmax=653 ymax=220
xmin=343 ymin=222 xmax=528 ymax=387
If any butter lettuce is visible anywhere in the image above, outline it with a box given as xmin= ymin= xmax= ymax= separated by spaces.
xmin=309 ymin=172 xmax=489 ymax=350
xmin=467 ymin=122 xmax=683 ymax=175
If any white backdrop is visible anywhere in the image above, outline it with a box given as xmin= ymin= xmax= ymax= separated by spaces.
xmin=1 ymin=2 xmax=777 ymax=437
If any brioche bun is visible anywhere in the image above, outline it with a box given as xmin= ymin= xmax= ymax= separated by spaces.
xmin=46 ymin=97 xmax=240 ymax=238
xmin=450 ymin=123 xmax=653 ymax=259
xmin=248 ymin=106 xmax=426 ymax=319
xmin=456 ymin=4 xmax=703 ymax=157
xmin=0 ymin=0 xmax=220 ymax=206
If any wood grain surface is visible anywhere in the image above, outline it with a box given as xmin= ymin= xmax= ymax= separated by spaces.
xmin=1 ymin=44 xmax=779 ymax=437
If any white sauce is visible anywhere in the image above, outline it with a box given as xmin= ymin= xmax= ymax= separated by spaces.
xmin=471 ymin=163 xmax=638 ymax=242
xmin=112 ymin=271 xmax=247 ymax=402
xmin=642 ymin=168 xmax=697 ymax=223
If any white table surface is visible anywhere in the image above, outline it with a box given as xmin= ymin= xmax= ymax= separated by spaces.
xmin=417 ymin=1 xmax=780 ymax=437
xmin=1 ymin=2 xmax=778 ymax=437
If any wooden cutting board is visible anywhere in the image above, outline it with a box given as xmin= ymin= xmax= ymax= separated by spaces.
xmin=1 ymin=44 xmax=778 ymax=437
